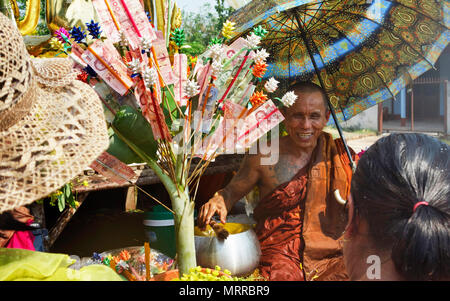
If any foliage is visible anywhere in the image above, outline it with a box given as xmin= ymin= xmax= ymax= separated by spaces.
xmin=213 ymin=0 xmax=234 ymax=33
xmin=181 ymin=0 xmax=234 ymax=57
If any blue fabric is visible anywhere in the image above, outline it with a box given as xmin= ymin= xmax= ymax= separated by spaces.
xmin=32 ymin=228 xmax=48 ymax=252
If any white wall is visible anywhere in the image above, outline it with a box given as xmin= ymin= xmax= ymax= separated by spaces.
xmin=337 ymin=104 xmax=378 ymax=131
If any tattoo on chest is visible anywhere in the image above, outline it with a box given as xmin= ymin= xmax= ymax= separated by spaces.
xmin=272 ymin=158 xmax=305 ymax=185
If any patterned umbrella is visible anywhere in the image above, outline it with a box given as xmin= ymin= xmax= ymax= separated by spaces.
xmin=229 ymin=0 xmax=449 ymax=167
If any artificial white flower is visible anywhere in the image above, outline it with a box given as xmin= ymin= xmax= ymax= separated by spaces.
xmin=264 ymin=77 xmax=279 ymax=93
xmin=127 ymin=58 xmax=141 ymax=74
xmin=140 ymin=37 xmax=153 ymax=52
xmin=211 ymin=60 xmax=222 ymax=77
xmin=245 ymin=32 xmax=261 ymax=49
xmin=254 ymin=48 xmax=270 ymax=63
xmin=280 ymin=91 xmax=297 ymax=107
xmin=185 ymin=79 xmax=200 ymax=98
xmin=206 ymin=44 xmax=224 ymax=61
xmin=142 ymin=66 xmax=158 ymax=88
xmin=116 ymin=260 xmax=129 ymax=270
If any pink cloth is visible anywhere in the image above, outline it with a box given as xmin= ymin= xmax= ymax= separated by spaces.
xmin=5 ymin=219 xmax=35 ymax=251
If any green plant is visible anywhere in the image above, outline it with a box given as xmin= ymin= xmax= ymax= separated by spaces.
xmin=39 ymin=179 xmax=88 ymax=212
xmin=48 ymin=183 xmax=77 ymax=212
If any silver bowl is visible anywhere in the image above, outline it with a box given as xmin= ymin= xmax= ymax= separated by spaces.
xmin=194 ymin=226 xmax=261 ymax=276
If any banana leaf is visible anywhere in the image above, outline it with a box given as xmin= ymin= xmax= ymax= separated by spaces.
xmin=106 ymin=131 xmax=144 ymax=164
xmin=111 ymin=105 xmax=159 ymax=162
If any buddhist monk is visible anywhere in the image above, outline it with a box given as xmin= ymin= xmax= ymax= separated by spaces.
xmin=197 ymin=81 xmax=358 ymax=281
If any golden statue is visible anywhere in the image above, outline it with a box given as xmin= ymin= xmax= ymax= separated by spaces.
xmin=1 ymin=0 xmax=182 ymax=56
xmin=8 ymin=0 xmax=41 ymax=35
xmin=45 ymin=0 xmax=99 ymax=33
xmin=5 ymin=0 xmax=181 ymax=35
xmin=3 ymin=0 xmax=98 ymax=35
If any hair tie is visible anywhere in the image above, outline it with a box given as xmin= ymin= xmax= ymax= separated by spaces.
xmin=413 ymin=201 xmax=429 ymax=212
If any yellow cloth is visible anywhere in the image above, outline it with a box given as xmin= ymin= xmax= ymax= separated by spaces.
xmin=0 ymin=248 xmax=124 ymax=281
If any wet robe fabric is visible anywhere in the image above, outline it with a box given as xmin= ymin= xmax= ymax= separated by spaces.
xmin=253 ymin=132 xmax=358 ymax=281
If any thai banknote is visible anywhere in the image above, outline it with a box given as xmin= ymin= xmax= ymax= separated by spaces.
xmin=172 ymin=52 xmax=188 ymax=106
xmin=134 ymin=77 xmax=171 ymax=141
xmin=237 ymin=100 xmax=284 ymax=149
xmin=90 ymin=151 xmax=138 ymax=185
xmin=92 ymin=0 xmax=157 ymax=50
xmin=152 ymin=30 xmax=177 ymax=86
xmin=82 ymin=39 xmax=134 ymax=95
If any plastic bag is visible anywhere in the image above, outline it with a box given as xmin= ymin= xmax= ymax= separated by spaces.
xmin=78 ymin=246 xmax=175 ymax=281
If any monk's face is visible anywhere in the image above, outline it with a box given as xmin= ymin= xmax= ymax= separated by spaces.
xmin=283 ymin=91 xmax=330 ymax=152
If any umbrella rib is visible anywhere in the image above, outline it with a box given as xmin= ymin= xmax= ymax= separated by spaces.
xmin=297 ymin=0 xmax=449 ymax=31
xmin=307 ymin=1 xmax=364 ymax=32
xmin=298 ymin=9 xmax=399 ymax=106
xmin=264 ymin=34 xmax=298 ymax=52
xmin=305 ymin=0 xmax=344 ymax=31
xmin=266 ymin=13 xmax=296 ymax=36
xmin=384 ymin=0 xmax=449 ymax=30
xmin=306 ymin=1 xmax=325 ymax=28
xmin=294 ymin=14 xmax=355 ymax=170
xmin=287 ymin=13 xmax=299 ymax=79
xmin=264 ymin=15 xmax=301 ymax=53
xmin=268 ymin=13 xmax=291 ymax=27
xmin=294 ymin=15 xmax=341 ymax=105
xmin=303 ymin=7 xmax=439 ymax=70
xmin=306 ymin=3 xmax=449 ymax=32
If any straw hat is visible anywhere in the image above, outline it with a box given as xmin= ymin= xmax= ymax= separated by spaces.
xmin=0 ymin=13 xmax=109 ymax=213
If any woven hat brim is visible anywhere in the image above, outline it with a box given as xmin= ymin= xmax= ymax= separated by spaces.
xmin=0 ymin=77 xmax=109 ymax=213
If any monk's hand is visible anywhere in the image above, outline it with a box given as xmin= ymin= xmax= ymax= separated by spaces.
xmin=198 ymin=192 xmax=228 ymax=230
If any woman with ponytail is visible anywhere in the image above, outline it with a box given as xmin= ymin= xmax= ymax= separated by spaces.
xmin=343 ymin=133 xmax=449 ymax=281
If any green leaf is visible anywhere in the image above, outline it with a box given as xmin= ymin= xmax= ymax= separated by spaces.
xmin=161 ymin=85 xmax=183 ymax=129
xmin=111 ymin=105 xmax=159 ymax=161
xmin=67 ymin=191 xmax=76 ymax=209
xmin=57 ymin=193 xmax=65 ymax=212
xmin=64 ymin=183 xmax=71 ymax=199
xmin=107 ymin=132 xmax=144 ymax=164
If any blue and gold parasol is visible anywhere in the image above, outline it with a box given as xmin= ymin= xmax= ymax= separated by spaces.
xmin=229 ymin=0 xmax=449 ymax=122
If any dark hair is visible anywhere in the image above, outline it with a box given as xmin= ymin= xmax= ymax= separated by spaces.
xmin=289 ymin=81 xmax=329 ymax=113
xmin=351 ymin=133 xmax=450 ymax=281
xmin=0 ymin=210 xmax=36 ymax=239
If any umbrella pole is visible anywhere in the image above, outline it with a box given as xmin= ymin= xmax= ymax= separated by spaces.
xmin=296 ymin=21 xmax=356 ymax=171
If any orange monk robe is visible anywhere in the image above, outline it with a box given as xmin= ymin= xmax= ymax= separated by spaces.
xmin=253 ymin=132 xmax=359 ymax=281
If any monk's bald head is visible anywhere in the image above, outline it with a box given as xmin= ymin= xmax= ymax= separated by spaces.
xmin=289 ymin=82 xmax=329 ymax=113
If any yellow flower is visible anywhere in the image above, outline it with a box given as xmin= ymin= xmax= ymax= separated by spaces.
xmin=82 ymin=180 xmax=89 ymax=187
xmin=49 ymin=37 xmax=65 ymax=52
xmin=221 ymin=20 xmax=236 ymax=40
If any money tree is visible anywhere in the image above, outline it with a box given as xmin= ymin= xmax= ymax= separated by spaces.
xmin=49 ymin=0 xmax=287 ymax=275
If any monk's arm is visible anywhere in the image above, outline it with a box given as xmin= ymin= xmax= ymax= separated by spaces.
xmin=197 ymin=154 xmax=260 ymax=227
